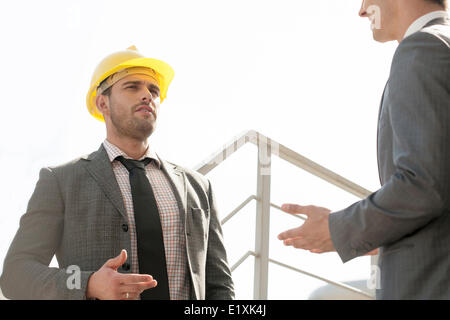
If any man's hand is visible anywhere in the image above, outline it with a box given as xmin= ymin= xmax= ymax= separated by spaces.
xmin=86 ymin=249 xmax=157 ymax=300
xmin=277 ymin=204 xmax=335 ymax=253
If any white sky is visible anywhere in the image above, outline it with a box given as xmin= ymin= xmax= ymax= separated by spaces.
xmin=2 ymin=0 xmax=442 ymax=299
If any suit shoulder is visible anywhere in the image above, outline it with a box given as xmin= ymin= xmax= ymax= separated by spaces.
xmin=46 ymin=150 xmax=96 ymax=174
xmin=398 ymin=24 xmax=450 ymax=54
xmin=392 ymin=25 xmax=449 ymax=74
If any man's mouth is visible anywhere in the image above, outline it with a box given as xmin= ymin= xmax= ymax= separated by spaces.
xmin=135 ymin=105 xmax=155 ymax=117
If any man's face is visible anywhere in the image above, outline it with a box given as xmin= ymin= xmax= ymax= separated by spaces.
xmin=102 ymin=74 xmax=161 ymax=141
xmin=359 ymin=0 xmax=400 ymax=42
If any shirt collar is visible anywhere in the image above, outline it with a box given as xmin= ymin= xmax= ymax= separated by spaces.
xmin=403 ymin=10 xmax=448 ymax=40
xmin=103 ymin=139 xmax=161 ymax=168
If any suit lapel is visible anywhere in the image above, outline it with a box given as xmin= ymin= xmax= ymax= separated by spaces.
xmin=81 ymin=144 xmax=127 ymax=219
xmin=159 ymin=158 xmax=188 ymax=228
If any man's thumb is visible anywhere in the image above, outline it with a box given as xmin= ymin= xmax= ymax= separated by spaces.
xmin=105 ymin=249 xmax=127 ymax=269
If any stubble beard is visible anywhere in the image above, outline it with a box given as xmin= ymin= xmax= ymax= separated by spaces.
xmin=110 ymin=103 xmax=156 ymax=141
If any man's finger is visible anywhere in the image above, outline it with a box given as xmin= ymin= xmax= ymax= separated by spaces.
xmin=281 ymin=204 xmax=305 ymax=214
xmin=278 ymin=226 xmax=303 ymax=240
xmin=119 ymin=274 xmax=154 ymax=284
xmin=281 ymin=204 xmax=318 ymax=217
xmin=105 ymin=249 xmax=127 ymax=270
xmin=121 ymin=280 xmax=157 ymax=293
xmin=286 ymin=238 xmax=314 ymax=250
xmin=283 ymin=238 xmax=298 ymax=246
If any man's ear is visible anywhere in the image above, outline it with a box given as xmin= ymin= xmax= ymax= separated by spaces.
xmin=96 ymin=94 xmax=109 ymax=117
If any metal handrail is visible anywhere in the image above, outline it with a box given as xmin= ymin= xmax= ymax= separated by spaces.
xmin=194 ymin=130 xmax=374 ymax=299
xmin=195 ymin=130 xmax=372 ymax=199
xmin=221 ymin=196 xmax=305 ymax=225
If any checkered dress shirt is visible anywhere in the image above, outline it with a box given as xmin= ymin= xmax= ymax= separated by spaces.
xmin=103 ymin=139 xmax=190 ymax=300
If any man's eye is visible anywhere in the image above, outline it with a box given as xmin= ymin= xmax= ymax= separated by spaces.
xmin=126 ymin=86 xmax=137 ymax=89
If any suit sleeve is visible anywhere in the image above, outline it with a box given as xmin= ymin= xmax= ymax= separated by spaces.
xmin=0 ymin=167 xmax=94 ymax=299
xmin=329 ymin=30 xmax=450 ymax=263
xmin=204 ymin=179 xmax=235 ymax=299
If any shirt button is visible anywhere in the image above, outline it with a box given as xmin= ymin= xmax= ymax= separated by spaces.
xmin=122 ymin=263 xmax=130 ymax=271
xmin=122 ymin=224 xmax=129 ymax=232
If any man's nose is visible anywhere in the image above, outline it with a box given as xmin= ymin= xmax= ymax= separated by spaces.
xmin=359 ymin=0 xmax=367 ymax=17
xmin=140 ymin=87 xmax=153 ymax=103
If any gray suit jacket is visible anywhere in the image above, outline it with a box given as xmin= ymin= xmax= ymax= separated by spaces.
xmin=329 ymin=18 xmax=450 ymax=299
xmin=0 ymin=144 xmax=234 ymax=300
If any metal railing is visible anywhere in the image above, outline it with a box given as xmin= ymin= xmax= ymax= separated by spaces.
xmin=194 ymin=130 xmax=374 ymax=299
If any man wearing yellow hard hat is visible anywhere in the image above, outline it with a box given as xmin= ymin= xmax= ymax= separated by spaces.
xmin=0 ymin=46 xmax=234 ymax=300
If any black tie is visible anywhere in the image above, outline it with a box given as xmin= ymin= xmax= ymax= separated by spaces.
xmin=116 ymin=156 xmax=170 ymax=300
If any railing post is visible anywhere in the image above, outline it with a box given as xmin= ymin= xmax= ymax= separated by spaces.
xmin=253 ymin=134 xmax=271 ymax=300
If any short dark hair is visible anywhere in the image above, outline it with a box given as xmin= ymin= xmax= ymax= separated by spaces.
xmin=98 ymin=77 xmax=112 ymax=97
xmin=100 ymin=85 xmax=112 ymax=97
xmin=426 ymin=0 xmax=447 ymax=8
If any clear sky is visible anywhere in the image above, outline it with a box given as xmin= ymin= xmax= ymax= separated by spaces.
xmin=2 ymin=0 xmax=442 ymax=299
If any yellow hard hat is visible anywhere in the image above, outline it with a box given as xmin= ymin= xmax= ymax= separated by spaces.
xmin=86 ymin=45 xmax=175 ymax=121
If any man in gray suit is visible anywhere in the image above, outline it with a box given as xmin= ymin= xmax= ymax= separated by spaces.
xmin=278 ymin=0 xmax=450 ymax=299
xmin=0 ymin=47 xmax=234 ymax=300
